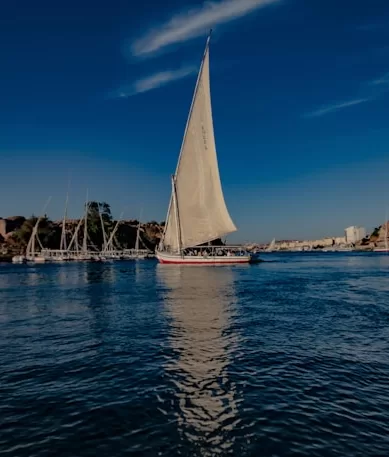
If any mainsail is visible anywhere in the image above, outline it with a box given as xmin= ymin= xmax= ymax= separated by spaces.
xmin=162 ymin=34 xmax=237 ymax=252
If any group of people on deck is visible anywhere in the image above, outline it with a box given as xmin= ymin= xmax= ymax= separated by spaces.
xmin=183 ymin=248 xmax=242 ymax=257
xmin=161 ymin=242 xmax=246 ymax=257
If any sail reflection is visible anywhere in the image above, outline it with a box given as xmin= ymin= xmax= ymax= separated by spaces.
xmin=157 ymin=266 xmax=241 ymax=455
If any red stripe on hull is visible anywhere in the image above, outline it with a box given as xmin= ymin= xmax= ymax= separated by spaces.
xmin=158 ymin=258 xmax=250 ymax=265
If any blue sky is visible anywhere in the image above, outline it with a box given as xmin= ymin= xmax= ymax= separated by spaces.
xmin=1 ymin=0 xmax=388 ymax=242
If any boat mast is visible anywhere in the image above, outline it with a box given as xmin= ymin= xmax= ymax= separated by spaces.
xmin=105 ymin=212 xmax=123 ymax=252
xmin=26 ymin=197 xmax=52 ymax=257
xmin=385 ymin=211 xmax=388 ymax=252
xmin=82 ymin=189 xmax=89 ymax=252
xmin=60 ymin=192 xmax=69 ymax=251
xmin=171 ymin=175 xmax=182 ymax=254
xmin=160 ymin=30 xmax=212 ymax=247
xmin=135 ymin=208 xmax=143 ymax=251
xmin=99 ymin=206 xmax=108 ymax=251
xmin=60 ymin=176 xmax=71 ymax=251
xmin=67 ymin=217 xmax=83 ymax=252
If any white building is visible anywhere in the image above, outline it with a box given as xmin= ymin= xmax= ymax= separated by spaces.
xmin=345 ymin=226 xmax=366 ymax=244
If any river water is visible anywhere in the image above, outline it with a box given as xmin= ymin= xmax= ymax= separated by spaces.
xmin=1 ymin=253 xmax=389 ymax=456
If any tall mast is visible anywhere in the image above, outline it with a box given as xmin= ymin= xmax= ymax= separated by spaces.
xmin=174 ymin=29 xmax=212 ymax=177
xmin=67 ymin=217 xmax=83 ymax=251
xmin=105 ymin=211 xmax=124 ymax=251
xmin=160 ymin=30 xmax=212 ymax=247
xmin=172 ymin=175 xmax=182 ymax=254
xmin=26 ymin=197 xmax=52 ymax=256
xmin=135 ymin=208 xmax=143 ymax=251
xmin=60 ymin=192 xmax=69 ymax=251
xmin=99 ymin=206 xmax=108 ymax=251
xmin=82 ymin=189 xmax=89 ymax=252
xmin=385 ymin=210 xmax=388 ymax=252
xmin=60 ymin=176 xmax=71 ymax=251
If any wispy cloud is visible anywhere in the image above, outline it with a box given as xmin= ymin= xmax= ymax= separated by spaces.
xmin=131 ymin=0 xmax=281 ymax=58
xmin=304 ymin=98 xmax=371 ymax=118
xmin=111 ymin=65 xmax=196 ymax=98
xmin=305 ymin=69 xmax=389 ymax=118
xmin=356 ymin=20 xmax=389 ymax=32
xmin=370 ymin=72 xmax=389 ymax=86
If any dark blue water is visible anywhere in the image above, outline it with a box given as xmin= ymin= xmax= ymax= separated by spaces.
xmin=1 ymin=253 xmax=389 ymax=456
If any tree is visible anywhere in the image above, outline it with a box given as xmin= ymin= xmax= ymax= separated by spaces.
xmin=11 ymin=216 xmax=60 ymax=250
xmin=371 ymin=226 xmax=381 ymax=238
xmin=86 ymin=201 xmax=113 ymax=249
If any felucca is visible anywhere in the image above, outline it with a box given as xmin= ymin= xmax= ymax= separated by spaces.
xmin=156 ymin=32 xmax=252 ymax=265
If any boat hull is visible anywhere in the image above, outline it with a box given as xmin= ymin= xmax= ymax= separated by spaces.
xmin=156 ymin=251 xmax=251 ymax=265
xmin=373 ymin=248 xmax=389 ymax=252
xmin=12 ymin=255 xmax=26 ymax=264
xmin=28 ymin=256 xmax=47 ymax=263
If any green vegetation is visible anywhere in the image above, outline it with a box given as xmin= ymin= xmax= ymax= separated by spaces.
xmin=85 ymin=201 xmax=113 ymax=249
xmin=371 ymin=226 xmax=381 ymax=239
xmin=11 ymin=216 xmax=60 ymax=250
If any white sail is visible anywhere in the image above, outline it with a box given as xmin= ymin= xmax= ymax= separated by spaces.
xmin=266 ymin=238 xmax=276 ymax=251
xmin=163 ymin=37 xmax=237 ymax=252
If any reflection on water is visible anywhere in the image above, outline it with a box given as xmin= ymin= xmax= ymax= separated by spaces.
xmin=84 ymin=261 xmax=116 ymax=286
xmin=157 ymin=266 xmax=241 ymax=455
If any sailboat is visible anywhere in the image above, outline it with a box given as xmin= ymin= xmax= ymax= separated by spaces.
xmin=65 ymin=195 xmax=92 ymax=261
xmin=19 ymin=197 xmax=52 ymax=263
xmin=49 ymin=191 xmax=70 ymax=262
xmin=156 ymin=32 xmax=252 ymax=265
xmin=102 ymin=212 xmax=124 ymax=259
xmin=131 ymin=220 xmax=148 ymax=259
xmin=122 ymin=218 xmax=153 ymax=259
xmin=266 ymin=238 xmax=276 ymax=252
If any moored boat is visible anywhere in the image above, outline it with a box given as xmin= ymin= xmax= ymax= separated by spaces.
xmin=156 ymin=32 xmax=253 ymax=266
xmin=28 ymin=255 xmax=47 ymax=263
xmin=157 ymin=247 xmax=251 ymax=265
xmin=12 ymin=255 xmax=26 ymax=264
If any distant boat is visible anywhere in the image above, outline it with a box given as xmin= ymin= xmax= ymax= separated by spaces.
xmin=11 ymin=255 xmax=26 ymax=264
xmin=266 ymin=238 xmax=276 ymax=252
xmin=336 ymin=246 xmax=353 ymax=252
xmin=22 ymin=197 xmax=51 ymax=263
xmin=156 ymin=32 xmax=252 ymax=265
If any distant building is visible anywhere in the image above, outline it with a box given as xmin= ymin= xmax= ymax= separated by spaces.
xmin=333 ymin=236 xmax=346 ymax=245
xmin=345 ymin=226 xmax=366 ymax=244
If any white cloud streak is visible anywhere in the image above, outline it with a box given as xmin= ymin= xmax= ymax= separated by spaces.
xmin=305 ymin=69 xmax=389 ymax=118
xmin=131 ymin=0 xmax=280 ymax=57
xmin=304 ymin=98 xmax=371 ymax=118
xmin=114 ymin=66 xmax=196 ymax=98
xmin=371 ymin=72 xmax=389 ymax=86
